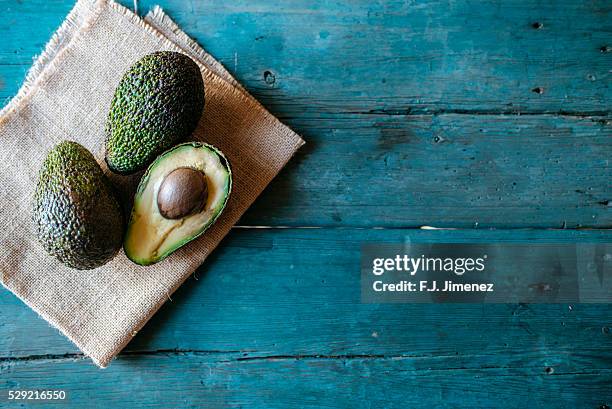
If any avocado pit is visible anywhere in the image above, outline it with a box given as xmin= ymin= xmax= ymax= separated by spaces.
xmin=157 ymin=167 xmax=208 ymax=219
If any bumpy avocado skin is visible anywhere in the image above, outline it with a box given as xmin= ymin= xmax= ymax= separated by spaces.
xmin=33 ymin=141 xmax=124 ymax=270
xmin=105 ymin=51 xmax=205 ymax=174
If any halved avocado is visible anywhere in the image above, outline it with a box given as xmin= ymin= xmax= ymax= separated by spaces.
xmin=124 ymin=142 xmax=231 ymax=265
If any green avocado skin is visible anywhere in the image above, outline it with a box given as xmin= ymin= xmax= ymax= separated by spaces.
xmin=33 ymin=141 xmax=124 ymax=270
xmin=105 ymin=51 xmax=205 ymax=174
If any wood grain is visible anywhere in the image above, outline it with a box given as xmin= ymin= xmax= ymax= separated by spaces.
xmin=1 ymin=228 xmax=610 ymax=358
xmin=0 ymin=0 xmax=610 ymax=406
xmin=240 ymin=114 xmax=611 ymax=228
xmin=3 ymin=0 xmax=610 ymax=114
xmin=2 ymin=353 xmax=611 ymax=408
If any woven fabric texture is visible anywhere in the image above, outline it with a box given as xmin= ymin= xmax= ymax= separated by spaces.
xmin=0 ymin=0 xmax=303 ymax=367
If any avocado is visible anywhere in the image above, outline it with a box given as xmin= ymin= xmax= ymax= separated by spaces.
xmin=124 ymin=142 xmax=231 ymax=265
xmin=105 ymin=51 xmax=205 ymax=174
xmin=32 ymin=141 xmax=124 ymax=270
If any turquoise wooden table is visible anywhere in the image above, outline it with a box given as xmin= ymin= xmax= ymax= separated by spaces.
xmin=1 ymin=0 xmax=611 ymax=407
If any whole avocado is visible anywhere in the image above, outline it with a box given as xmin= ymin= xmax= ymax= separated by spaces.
xmin=105 ymin=51 xmax=205 ymax=174
xmin=33 ymin=141 xmax=123 ymax=270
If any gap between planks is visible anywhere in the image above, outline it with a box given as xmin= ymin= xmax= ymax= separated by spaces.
xmin=3 ymin=350 xmax=612 ymax=376
xmin=335 ymin=108 xmax=611 ymax=118
xmin=232 ymin=226 xmax=612 ymax=231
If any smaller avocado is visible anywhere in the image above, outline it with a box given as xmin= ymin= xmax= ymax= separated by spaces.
xmin=32 ymin=141 xmax=123 ymax=270
xmin=124 ymin=142 xmax=231 ymax=266
xmin=157 ymin=167 xmax=208 ymax=219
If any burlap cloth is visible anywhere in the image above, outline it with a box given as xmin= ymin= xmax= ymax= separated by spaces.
xmin=0 ymin=0 xmax=304 ymax=367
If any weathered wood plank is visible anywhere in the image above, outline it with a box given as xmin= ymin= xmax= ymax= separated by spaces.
xmin=2 ymin=0 xmax=611 ymax=113
xmin=2 ymin=353 xmax=611 ymax=408
xmin=147 ymin=0 xmax=611 ymax=114
xmin=1 ymin=228 xmax=610 ymax=359
xmin=240 ymin=114 xmax=611 ymax=228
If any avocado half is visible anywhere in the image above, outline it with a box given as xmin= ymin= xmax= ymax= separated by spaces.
xmin=124 ymin=142 xmax=232 ymax=265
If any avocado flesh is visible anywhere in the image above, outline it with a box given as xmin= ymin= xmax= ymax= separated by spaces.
xmin=32 ymin=141 xmax=123 ymax=270
xmin=124 ymin=142 xmax=231 ymax=265
xmin=105 ymin=51 xmax=205 ymax=174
